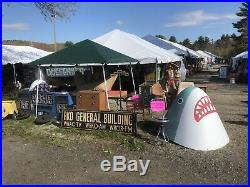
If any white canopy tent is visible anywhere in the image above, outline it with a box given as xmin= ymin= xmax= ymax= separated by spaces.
xmin=196 ymin=50 xmax=213 ymax=63
xmin=233 ymin=51 xmax=248 ymax=59
xmin=204 ymin=51 xmax=221 ymax=58
xmin=2 ymin=45 xmax=51 ymax=86
xmin=93 ymin=29 xmax=182 ymax=64
xmin=143 ymin=35 xmax=202 ymax=58
xmin=2 ymin=45 xmax=52 ymax=65
xmin=232 ymin=51 xmax=248 ymax=71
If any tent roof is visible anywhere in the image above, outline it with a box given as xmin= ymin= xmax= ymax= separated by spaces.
xmin=233 ymin=51 xmax=248 ymax=59
xmin=196 ymin=50 xmax=212 ymax=59
xmin=204 ymin=51 xmax=221 ymax=58
xmin=2 ymin=45 xmax=52 ymax=65
xmin=143 ymin=35 xmax=202 ymax=58
xmin=29 ymin=39 xmax=137 ymax=66
xmin=93 ymin=29 xmax=182 ymax=64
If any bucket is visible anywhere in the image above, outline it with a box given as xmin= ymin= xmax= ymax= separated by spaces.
xmin=150 ymin=99 xmax=166 ymax=112
xmin=230 ymin=78 xmax=235 ymax=84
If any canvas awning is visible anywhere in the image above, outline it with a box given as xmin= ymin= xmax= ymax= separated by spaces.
xmin=204 ymin=51 xmax=221 ymax=59
xmin=143 ymin=35 xmax=202 ymax=58
xmin=93 ymin=29 xmax=182 ymax=64
xmin=2 ymin=45 xmax=52 ymax=65
xmin=29 ymin=39 xmax=137 ymax=66
xmin=233 ymin=51 xmax=248 ymax=59
xmin=196 ymin=50 xmax=213 ymax=62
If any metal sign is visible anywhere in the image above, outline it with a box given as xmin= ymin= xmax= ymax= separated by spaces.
xmin=31 ymin=93 xmax=53 ymax=105
xmin=61 ymin=110 xmax=137 ymax=134
xmin=16 ymin=100 xmax=30 ymax=111
xmin=45 ymin=67 xmax=89 ymax=77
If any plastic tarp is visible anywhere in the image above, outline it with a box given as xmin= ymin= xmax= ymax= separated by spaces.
xmin=93 ymin=29 xmax=182 ymax=64
xmin=143 ymin=35 xmax=202 ymax=58
xmin=2 ymin=45 xmax=52 ymax=65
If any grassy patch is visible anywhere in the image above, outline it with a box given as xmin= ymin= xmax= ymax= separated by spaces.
xmin=2 ymin=117 xmax=145 ymax=151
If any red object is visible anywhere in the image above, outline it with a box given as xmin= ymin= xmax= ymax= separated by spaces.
xmin=194 ymin=96 xmax=217 ymax=122
xmin=167 ymin=79 xmax=174 ymax=87
xmin=108 ymin=90 xmax=127 ymax=98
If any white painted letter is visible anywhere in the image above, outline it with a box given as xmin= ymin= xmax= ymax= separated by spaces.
xmin=113 ymin=156 xmax=126 ymax=172
xmin=139 ymin=160 xmax=150 ymax=176
xmin=100 ymin=160 xmax=111 ymax=172
xmin=127 ymin=160 xmax=138 ymax=172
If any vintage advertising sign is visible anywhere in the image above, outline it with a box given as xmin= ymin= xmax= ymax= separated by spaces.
xmin=61 ymin=110 xmax=137 ymax=134
xmin=31 ymin=93 xmax=53 ymax=105
xmin=45 ymin=67 xmax=89 ymax=77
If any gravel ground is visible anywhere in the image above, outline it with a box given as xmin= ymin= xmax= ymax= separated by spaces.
xmin=2 ymin=65 xmax=248 ymax=184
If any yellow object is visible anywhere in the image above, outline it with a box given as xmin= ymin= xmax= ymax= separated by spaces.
xmin=2 ymin=100 xmax=18 ymax=119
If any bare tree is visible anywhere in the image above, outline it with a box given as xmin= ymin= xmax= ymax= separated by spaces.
xmin=3 ymin=2 xmax=78 ymax=21
xmin=34 ymin=2 xmax=78 ymax=22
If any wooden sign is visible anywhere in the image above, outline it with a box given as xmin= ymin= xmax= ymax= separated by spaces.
xmin=61 ymin=110 xmax=137 ymax=134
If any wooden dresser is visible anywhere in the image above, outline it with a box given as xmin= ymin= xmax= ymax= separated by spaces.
xmin=76 ymin=90 xmax=107 ymax=111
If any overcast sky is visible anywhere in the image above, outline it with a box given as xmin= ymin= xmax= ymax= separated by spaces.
xmin=2 ymin=2 xmax=242 ymax=44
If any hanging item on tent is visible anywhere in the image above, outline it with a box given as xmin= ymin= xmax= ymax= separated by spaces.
xmin=29 ymin=79 xmax=49 ymax=92
xmin=164 ymin=86 xmax=229 ymax=151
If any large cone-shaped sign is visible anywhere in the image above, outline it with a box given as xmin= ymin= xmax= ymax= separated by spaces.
xmin=164 ymin=87 xmax=229 ymax=151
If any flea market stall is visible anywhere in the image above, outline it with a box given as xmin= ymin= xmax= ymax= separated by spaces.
xmin=4 ymin=35 xmax=230 ymax=151
xmin=142 ymin=35 xmax=204 ymax=73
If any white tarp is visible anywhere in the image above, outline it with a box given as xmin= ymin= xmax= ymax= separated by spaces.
xmin=204 ymin=51 xmax=221 ymax=59
xmin=143 ymin=35 xmax=202 ymax=58
xmin=232 ymin=51 xmax=248 ymax=71
xmin=93 ymin=29 xmax=182 ymax=64
xmin=233 ymin=51 xmax=248 ymax=59
xmin=2 ymin=45 xmax=52 ymax=65
xmin=196 ymin=50 xmax=213 ymax=63
xmin=180 ymin=61 xmax=187 ymax=81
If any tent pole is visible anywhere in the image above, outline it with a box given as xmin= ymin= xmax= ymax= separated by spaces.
xmin=12 ymin=64 xmax=17 ymax=85
xmin=155 ymin=58 xmax=158 ymax=83
xmin=102 ymin=64 xmax=110 ymax=110
xmin=35 ymin=66 xmax=41 ymax=118
xmin=130 ymin=62 xmax=136 ymax=95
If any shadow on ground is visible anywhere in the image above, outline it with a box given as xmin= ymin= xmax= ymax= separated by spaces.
xmin=240 ymin=101 xmax=248 ymax=104
xmin=225 ymin=120 xmax=248 ymax=126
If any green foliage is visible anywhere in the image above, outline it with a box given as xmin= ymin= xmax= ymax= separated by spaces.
xmin=155 ymin=35 xmax=166 ymax=40
xmin=169 ymin=36 xmax=177 ymax=43
xmin=232 ymin=2 xmax=248 ymax=53
xmin=64 ymin=41 xmax=74 ymax=47
xmin=2 ymin=117 xmax=145 ymax=151
xmin=180 ymin=38 xmax=192 ymax=49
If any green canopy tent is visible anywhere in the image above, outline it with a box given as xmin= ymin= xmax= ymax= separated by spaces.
xmin=29 ymin=39 xmax=137 ymax=66
xmin=29 ymin=39 xmax=138 ymax=111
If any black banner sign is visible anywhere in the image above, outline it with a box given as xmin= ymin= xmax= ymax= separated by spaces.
xmin=61 ymin=110 xmax=137 ymax=134
xmin=45 ymin=67 xmax=89 ymax=77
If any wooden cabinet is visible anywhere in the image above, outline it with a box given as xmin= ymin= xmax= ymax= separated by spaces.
xmin=76 ymin=90 xmax=107 ymax=111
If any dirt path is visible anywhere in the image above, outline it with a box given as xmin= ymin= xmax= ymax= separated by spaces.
xmin=2 ymin=67 xmax=248 ymax=184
